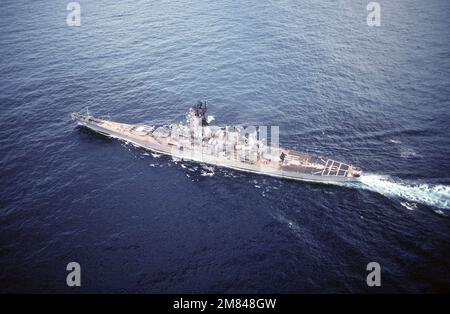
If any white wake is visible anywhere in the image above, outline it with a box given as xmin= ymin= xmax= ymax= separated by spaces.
xmin=345 ymin=174 xmax=450 ymax=210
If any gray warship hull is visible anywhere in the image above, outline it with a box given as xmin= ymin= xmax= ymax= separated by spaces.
xmin=71 ymin=112 xmax=362 ymax=184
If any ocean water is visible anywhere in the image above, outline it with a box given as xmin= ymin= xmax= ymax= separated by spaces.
xmin=0 ymin=0 xmax=449 ymax=293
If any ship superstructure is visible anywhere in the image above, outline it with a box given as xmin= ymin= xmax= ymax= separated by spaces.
xmin=71 ymin=103 xmax=362 ymax=183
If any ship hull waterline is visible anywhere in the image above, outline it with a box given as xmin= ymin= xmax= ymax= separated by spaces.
xmin=72 ymin=114 xmax=362 ymax=184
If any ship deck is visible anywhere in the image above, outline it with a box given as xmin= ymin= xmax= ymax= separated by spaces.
xmin=71 ymin=112 xmax=360 ymax=180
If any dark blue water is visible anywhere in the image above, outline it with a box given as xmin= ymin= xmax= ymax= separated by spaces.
xmin=1 ymin=0 xmax=449 ymax=293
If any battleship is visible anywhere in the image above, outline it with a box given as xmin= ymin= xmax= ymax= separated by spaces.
xmin=71 ymin=102 xmax=362 ymax=183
